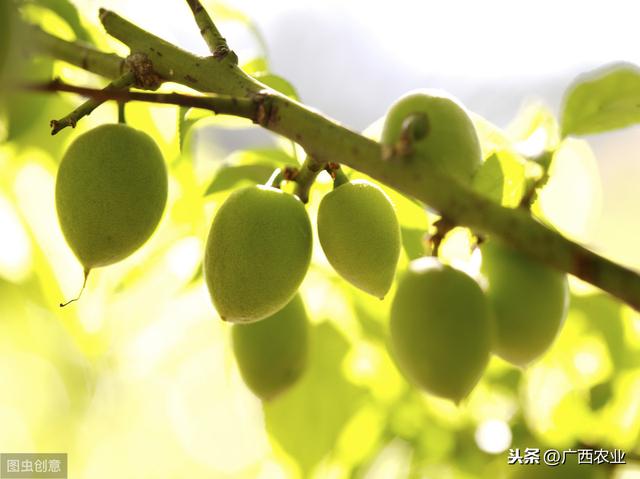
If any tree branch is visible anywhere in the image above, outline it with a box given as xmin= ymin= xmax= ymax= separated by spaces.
xmin=184 ymin=0 xmax=235 ymax=61
xmin=23 ymin=12 xmax=640 ymax=311
xmin=50 ymin=72 xmax=136 ymax=134
xmin=98 ymin=8 xmax=256 ymax=96
xmin=23 ymin=80 xmax=257 ymax=119
xmin=29 ymin=25 xmax=125 ymax=79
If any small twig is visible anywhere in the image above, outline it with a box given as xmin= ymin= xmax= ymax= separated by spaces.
xmin=429 ymin=217 xmax=455 ymax=257
xmin=519 ymin=150 xmax=554 ymax=209
xmin=50 ymin=72 xmax=136 ymax=135
xmin=23 ymin=80 xmax=257 ymax=133
xmin=184 ymin=0 xmax=234 ymax=61
xmin=293 ymin=155 xmax=326 ymax=203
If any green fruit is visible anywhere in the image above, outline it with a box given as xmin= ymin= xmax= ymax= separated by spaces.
xmin=204 ymin=185 xmax=312 ymax=323
xmin=317 ymin=180 xmax=400 ymax=298
xmin=232 ymin=294 xmax=309 ymax=400
xmin=390 ymin=258 xmax=492 ymax=402
xmin=56 ymin=124 xmax=168 ymax=269
xmin=381 ymin=89 xmax=482 ymax=185
xmin=480 ymin=240 xmax=569 ymax=366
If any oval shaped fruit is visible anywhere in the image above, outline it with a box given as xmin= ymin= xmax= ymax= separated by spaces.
xmin=317 ymin=180 xmax=401 ymax=299
xmin=204 ymin=185 xmax=312 ymax=323
xmin=480 ymin=239 xmax=569 ymax=366
xmin=381 ymin=89 xmax=482 ymax=185
xmin=56 ymin=124 xmax=168 ymax=269
xmin=390 ymin=258 xmax=492 ymax=402
xmin=232 ymin=293 xmax=309 ymax=400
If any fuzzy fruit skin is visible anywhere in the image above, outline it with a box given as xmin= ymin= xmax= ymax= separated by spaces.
xmin=390 ymin=258 xmax=492 ymax=402
xmin=480 ymin=240 xmax=569 ymax=366
xmin=381 ymin=89 xmax=481 ymax=185
xmin=204 ymin=185 xmax=312 ymax=323
xmin=56 ymin=124 xmax=168 ymax=269
xmin=317 ymin=180 xmax=400 ymax=298
xmin=232 ymin=294 xmax=309 ymax=400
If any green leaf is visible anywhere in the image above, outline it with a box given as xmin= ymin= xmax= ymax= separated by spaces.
xmin=472 ymin=151 xmax=526 ymax=207
xmin=5 ymin=57 xmax=54 ymax=141
xmin=204 ymin=148 xmax=297 ymax=195
xmin=400 ymin=227 xmax=426 ymax=261
xmin=561 ymin=63 xmax=640 ymax=137
xmin=264 ymin=322 xmax=366 ymax=476
xmin=589 ymin=380 xmax=613 ymax=411
xmin=254 ymin=73 xmax=300 ymax=101
xmin=570 ymin=294 xmax=636 ymax=370
xmin=472 ymin=153 xmax=503 ymax=204
xmin=28 ymin=0 xmax=93 ymax=42
xmin=205 ymin=164 xmax=275 ymax=195
xmin=242 ymin=57 xmax=269 ymax=75
xmin=178 ymin=106 xmax=196 ymax=151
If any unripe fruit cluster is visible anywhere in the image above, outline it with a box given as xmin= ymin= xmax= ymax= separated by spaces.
xmin=54 ymin=88 xmax=570 ymax=403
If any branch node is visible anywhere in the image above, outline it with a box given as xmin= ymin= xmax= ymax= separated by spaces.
xmin=125 ymin=52 xmax=162 ymax=90
xmin=253 ymin=93 xmax=277 ymax=127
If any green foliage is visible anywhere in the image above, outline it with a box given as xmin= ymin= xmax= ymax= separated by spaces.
xmin=204 ymin=185 xmax=312 ymax=322
xmin=5 ymin=57 xmax=54 ymax=140
xmin=204 ymin=148 xmax=297 ymax=196
xmin=232 ymin=293 xmax=309 ymax=400
xmin=56 ymin=124 xmax=168 ymax=269
xmin=264 ymin=321 xmax=366 ymax=476
xmin=317 ymin=180 xmax=401 ymax=299
xmin=562 ymin=63 xmax=640 ymax=137
xmin=381 ymin=89 xmax=482 ymax=185
xmin=29 ymin=0 xmax=93 ymax=42
xmin=480 ymin=239 xmax=569 ymax=366
xmin=390 ymin=258 xmax=492 ymax=402
xmin=3 ymin=3 xmax=640 ymax=478
xmin=253 ymin=72 xmax=300 ymax=100
xmin=0 ymin=0 xmax=11 ymax=76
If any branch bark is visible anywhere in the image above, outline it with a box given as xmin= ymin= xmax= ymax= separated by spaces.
xmin=50 ymin=72 xmax=136 ymax=134
xmin=25 ymin=11 xmax=640 ymax=311
xmin=184 ymin=0 xmax=235 ymax=61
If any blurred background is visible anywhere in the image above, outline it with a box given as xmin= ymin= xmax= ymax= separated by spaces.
xmin=1 ymin=0 xmax=640 ymax=477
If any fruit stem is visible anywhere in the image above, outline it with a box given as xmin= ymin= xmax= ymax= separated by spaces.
xmin=332 ymin=167 xmax=349 ymax=188
xmin=293 ymin=155 xmax=325 ymax=203
xmin=59 ymin=268 xmax=90 ymax=308
xmin=266 ymin=168 xmax=284 ymax=188
xmin=117 ymin=101 xmax=127 ymax=124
